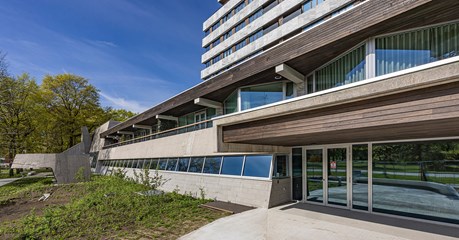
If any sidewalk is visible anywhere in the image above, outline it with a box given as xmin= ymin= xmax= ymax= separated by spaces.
xmin=0 ymin=178 xmax=19 ymax=187
xmin=180 ymin=203 xmax=458 ymax=240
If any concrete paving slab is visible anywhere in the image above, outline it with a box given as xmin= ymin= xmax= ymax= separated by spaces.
xmin=180 ymin=203 xmax=458 ymax=240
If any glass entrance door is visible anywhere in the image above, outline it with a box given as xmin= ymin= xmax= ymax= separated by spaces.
xmin=305 ymin=146 xmax=349 ymax=208
xmin=327 ymin=147 xmax=348 ymax=207
xmin=306 ymin=149 xmax=324 ymax=203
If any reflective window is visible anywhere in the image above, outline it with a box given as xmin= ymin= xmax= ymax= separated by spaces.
xmin=235 ymin=39 xmax=246 ymax=51
xmin=188 ymin=157 xmax=205 ymax=173
xmin=234 ymin=2 xmax=245 ymax=14
xmin=158 ymin=158 xmax=167 ymax=170
xmin=177 ymin=157 xmax=190 ymax=172
xmin=273 ymin=155 xmax=288 ymax=178
xmin=372 ymin=140 xmax=459 ymax=224
xmin=352 ymin=144 xmax=368 ymax=211
xmin=223 ymin=48 xmax=233 ymax=58
xmin=249 ymin=9 xmax=263 ymax=23
xmin=132 ymin=160 xmax=138 ymax=168
xmin=243 ymin=155 xmax=272 ymax=178
xmin=241 ymin=83 xmax=283 ymax=110
xmin=224 ymin=90 xmax=238 ymax=114
xmin=221 ymin=156 xmax=244 ymax=176
xmin=166 ymin=158 xmax=178 ymax=171
xmin=376 ymin=22 xmax=459 ymax=76
xmin=285 ymin=82 xmax=294 ymax=99
xmin=235 ymin=21 xmax=246 ymax=33
xmin=203 ymin=156 xmax=222 ymax=174
xmin=315 ymin=44 xmax=366 ymax=92
xmin=212 ymin=55 xmax=221 ymax=64
xmin=249 ymin=30 xmax=263 ymax=43
xmin=212 ymin=38 xmax=220 ymax=48
xmin=150 ymin=160 xmax=158 ymax=170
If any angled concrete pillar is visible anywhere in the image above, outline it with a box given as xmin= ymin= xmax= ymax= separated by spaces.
xmin=194 ymin=97 xmax=223 ymax=115
xmin=156 ymin=115 xmax=178 ymax=121
xmin=275 ymin=63 xmax=305 ymax=84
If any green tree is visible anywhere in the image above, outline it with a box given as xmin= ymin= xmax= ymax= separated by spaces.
xmin=0 ymin=73 xmax=39 ymax=161
xmin=39 ymin=74 xmax=101 ymax=151
xmin=105 ymin=108 xmax=136 ymax=122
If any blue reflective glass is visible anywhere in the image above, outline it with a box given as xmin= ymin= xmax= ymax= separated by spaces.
xmin=203 ymin=156 xmax=222 ymax=174
xmin=243 ymin=155 xmax=272 ymax=178
xmin=177 ymin=158 xmax=190 ymax=172
xmin=166 ymin=158 xmax=178 ymax=171
xmin=188 ymin=157 xmax=205 ymax=173
xmin=241 ymin=83 xmax=284 ymax=110
xmin=221 ymin=156 xmax=244 ymax=176
xmin=158 ymin=158 xmax=167 ymax=170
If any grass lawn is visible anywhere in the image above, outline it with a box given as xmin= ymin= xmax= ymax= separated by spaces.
xmin=0 ymin=175 xmax=228 ymax=239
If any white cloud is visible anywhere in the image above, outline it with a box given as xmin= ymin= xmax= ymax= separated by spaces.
xmin=99 ymin=92 xmax=148 ymax=113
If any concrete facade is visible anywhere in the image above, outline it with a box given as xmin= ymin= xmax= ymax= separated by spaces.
xmin=201 ymin=0 xmax=354 ymax=79
xmin=12 ymin=127 xmax=92 ymax=184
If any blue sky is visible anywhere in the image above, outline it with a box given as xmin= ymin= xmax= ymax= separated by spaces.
xmin=0 ymin=0 xmax=220 ymax=113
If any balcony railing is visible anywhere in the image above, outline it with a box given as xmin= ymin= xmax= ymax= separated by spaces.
xmin=102 ymin=120 xmax=213 ymax=149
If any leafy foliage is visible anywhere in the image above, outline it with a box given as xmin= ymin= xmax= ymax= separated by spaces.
xmin=0 ymin=53 xmax=135 ymax=157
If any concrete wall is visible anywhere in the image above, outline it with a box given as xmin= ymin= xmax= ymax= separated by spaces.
xmin=12 ymin=154 xmax=57 ymax=169
xmin=201 ymin=0 xmax=353 ymax=79
xmin=12 ymin=127 xmax=93 ymax=184
xmin=269 ymin=178 xmax=291 ymax=207
xmin=117 ymin=167 xmax=274 ymax=208
xmin=97 ymin=128 xmax=220 ymax=160
xmin=90 ymin=120 xmax=120 ymax=153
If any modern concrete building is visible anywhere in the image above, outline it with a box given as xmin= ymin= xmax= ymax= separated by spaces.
xmin=90 ymin=0 xmax=459 ymax=226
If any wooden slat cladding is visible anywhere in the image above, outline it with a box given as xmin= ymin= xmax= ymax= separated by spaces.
xmin=222 ymin=82 xmax=459 ymax=146
xmin=101 ymin=0 xmax=459 ymax=138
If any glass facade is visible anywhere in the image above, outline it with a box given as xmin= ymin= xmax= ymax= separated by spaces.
xmin=352 ymin=145 xmax=369 ymax=211
xmin=306 ymin=149 xmax=323 ymax=203
xmin=372 ymin=140 xmax=459 ymax=224
xmin=188 ymin=157 xmax=205 ymax=173
xmin=177 ymin=157 xmax=190 ymax=172
xmin=376 ymin=22 xmax=459 ymax=76
xmin=241 ymin=83 xmax=284 ymax=110
xmin=315 ymin=45 xmax=366 ymax=92
xmin=273 ymin=155 xmax=288 ymax=178
xmin=221 ymin=156 xmax=244 ymax=176
xmin=243 ymin=155 xmax=272 ymax=178
xmin=103 ymin=155 xmax=273 ymax=180
xmin=224 ymin=90 xmax=238 ymax=114
xmin=203 ymin=156 xmax=222 ymax=174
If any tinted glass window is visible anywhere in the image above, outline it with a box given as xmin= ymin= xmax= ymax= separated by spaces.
xmin=372 ymin=140 xmax=459 ymax=224
xmin=221 ymin=156 xmax=244 ymax=176
xmin=203 ymin=156 xmax=222 ymax=174
xmin=177 ymin=158 xmax=190 ymax=172
xmin=243 ymin=155 xmax=272 ymax=178
xmin=241 ymin=83 xmax=283 ymax=110
xmin=188 ymin=157 xmax=205 ymax=173
xmin=166 ymin=158 xmax=178 ymax=171
xmin=150 ymin=160 xmax=158 ymax=169
xmin=158 ymin=159 xmax=167 ymax=170
xmin=273 ymin=155 xmax=288 ymax=178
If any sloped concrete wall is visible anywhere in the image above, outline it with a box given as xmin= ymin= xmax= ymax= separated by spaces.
xmin=12 ymin=127 xmax=92 ymax=184
xmin=115 ymin=167 xmax=273 ymax=208
xmin=12 ymin=154 xmax=57 ymax=169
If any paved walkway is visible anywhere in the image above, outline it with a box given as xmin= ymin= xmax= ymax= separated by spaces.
xmin=0 ymin=178 xmax=19 ymax=187
xmin=181 ymin=204 xmax=458 ymax=240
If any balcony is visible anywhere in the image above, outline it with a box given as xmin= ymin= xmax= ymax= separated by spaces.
xmin=103 ymin=120 xmax=213 ymax=149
